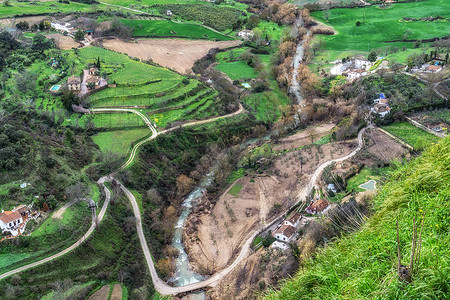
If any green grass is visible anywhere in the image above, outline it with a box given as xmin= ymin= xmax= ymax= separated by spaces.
xmin=228 ymin=184 xmax=243 ymax=197
xmin=311 ymin=0 xmax=450 ymax=51
xmin=92 ymin=128 xmax=151 ymax=154
xmin=243 ymin=86 xmax=291 ymax=122
xmin=120 ymin=19 xmax=234 ymax=40
xmin=227 ymin=168 xmax=245 ymax=183
xmin=0 ymin=1 xmax=105 ymax=18
xmin=33 ymin=202 xmax=89 ymax=237
xmin=346 ymin=167 xmax=390 ymax=192
xmin=255 ymin=20 xmax=286 ymax=42
xmin=266 ymin=136 xmax=450 ymax=299
xmin=383 ymin=122 xmax=441 ymax=149
xmin=215 ymin=60 xmax=258 ymax=80
xmin=0 ymin=253 xmax=34 ymax=270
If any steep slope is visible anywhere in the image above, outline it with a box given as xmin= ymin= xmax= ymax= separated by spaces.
xmin=266 ymin=137 xmax=450 ymax=299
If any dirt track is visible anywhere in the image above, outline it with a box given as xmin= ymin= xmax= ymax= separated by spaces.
xmin=102 ymin=38 xmax=241 ymax=74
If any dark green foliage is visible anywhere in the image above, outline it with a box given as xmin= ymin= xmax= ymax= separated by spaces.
xmin=31 ymin=34 xmax=53 ymax=52
xmin=153 ymin=4 xmax=244 ymax=31
xmin=348 ymin=73 xmax=439 ymax=112
xmin=15 ymin=21 xmax=29 ymax=31
xmin=74 ymin=29 xmax=85 ymax=42
xmin=367 ymin=51 xmax=377 ymax=62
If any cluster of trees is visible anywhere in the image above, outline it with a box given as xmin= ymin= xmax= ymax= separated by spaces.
xmin=14 ymin=20 xmax=51 ymax=32
xmin=153 ymin=4 xmax=245 ymax=31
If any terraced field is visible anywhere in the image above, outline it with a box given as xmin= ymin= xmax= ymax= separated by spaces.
xmin=69 ymin=47 xmax=225 ymax=152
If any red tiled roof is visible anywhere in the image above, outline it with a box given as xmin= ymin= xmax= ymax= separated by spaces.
xmin=67 ymin=76 xmax=81 ymax=85
xmin=426 ymin=65 xmax=441 ymax=72
xmin=0 ymin=211 xmax=22 ymax=224
xmin=305 ymin=199 xmax=330 ymax=214
xmin=287 ymin=212 xmax=302 ymax=225
xmin=273 ymin=224 xmax=296 ymax=239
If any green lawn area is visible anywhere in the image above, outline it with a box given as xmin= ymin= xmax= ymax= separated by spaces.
xmin=0 ymin=1 xmax=105 ymax=17
xmin=255 ymin=20 xmax=286 ymax=42
xmin=0 ymin=253 xmax=34 ymax=270
xmin=382 ymin=121 xmax=441 ymax=149
xmin=243 ymin=84 xmax=291 ymax=122
xmin=215 ymin=61 xmax=258 ymax=80
xmin=33 ymin=202 xmax=89 ymax=237
xmin=120 ymin=19 xmax=234 ymax=41
xmin=311 ymin=0 xmax=450 ymax=51
xmin=228 ymin=184 xmax=243 ymax=197
xmin=92 ymin=128 xmax=150 ymax=154
xmin=346 ymin=167 xmax=390 ymax=192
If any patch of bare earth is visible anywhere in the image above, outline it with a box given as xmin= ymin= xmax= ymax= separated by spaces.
xmin=183 ymin=134 xmax=357 ymax=276
xmin=363 ymin=128 xmax=410 ymax=164
xmin=101 ymin=38 xmax=241 ymax=74
xmin=273 ymin=123 xmax=335 ymax=151
xmin=88 ymin=285 xmax=110 ymax=300
xmin=0 ymin=16 xmax=47 ymax=26
xmin=110 ymin=284 xmax=122 ymax=300
xmin=46 ymin=33 xmax=79 ymax=50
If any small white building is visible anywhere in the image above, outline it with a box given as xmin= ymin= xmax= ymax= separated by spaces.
xmin=166 ymin=10 xmax=173 ymax=16
xmin=347 ymin=69 xmax=367 ymax=81
xmin=0 ymin=211 xmax=23 ymax=233
xmin=67 ymin=76 xmax=81 ymax=91
xmin=237 ymin=29 xmax=254 ymax=39
xmin=283 ymin=211 xmax=302 ymax=228
xmin=272 ymin=224 xmax=296 ymax=242
xmin=371 ymin=93 xmax=391 ymax=117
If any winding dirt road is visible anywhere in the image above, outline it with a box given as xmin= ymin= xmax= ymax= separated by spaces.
xmin=0 ymin=186 xmax=110 ymax=281
xmin=0 ymin=101 xmax=366 ymax=296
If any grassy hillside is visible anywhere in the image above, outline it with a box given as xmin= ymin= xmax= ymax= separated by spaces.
xmin=311 ymin=0 xmax=450 ymax=51
xmin=0 ymin=0 xmax=105 ymax=18
xmin=120 ymin=19 xmax=235 ymax=41
xmin=267 ymin=137 xmax=450 ymax=299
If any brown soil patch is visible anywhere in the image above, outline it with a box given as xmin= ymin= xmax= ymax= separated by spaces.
xmin=184 ymin=137 xmax=356 ymax=274
xmin=0 ymin=16 xmax=47 ymax=26
xmin=364 ymin=128 xmax=410 ymax=164
xmin=101 ymin=38 xmax=242 ymax=74
xmin=46 ymin=33 xmax=79 ymax=50
xmin=274 ymin=123 xmax=335 ymax=151
xmin=88 ymin=285 xmax=110 ymax=300
xmin=110 ymin=284 xmax=122 ymax=300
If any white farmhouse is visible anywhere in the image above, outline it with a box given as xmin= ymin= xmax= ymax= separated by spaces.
xmin=272 ymin=224 xmax=296 ymax=242
xmin=283 ymin=211 xmax=302 ymax=228
xmin=0 ymin=211 xmax=23 ymax=233
xmin=237 ymin=29 xmax=254 ymax=39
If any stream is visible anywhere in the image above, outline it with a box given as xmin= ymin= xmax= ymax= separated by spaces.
xmin=171 ymin=171 xmax=214 ymax=287
xmin=290 ymin=17 xmax=310 ymax=106
xmin=170 ymin=136 xmax=271 ymax=296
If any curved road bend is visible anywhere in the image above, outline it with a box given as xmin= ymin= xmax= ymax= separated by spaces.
xmin=0 ymin=105 xmax=244 ymax=283
xmin=117 ymin=126 xmax=369 ymax=295
xmin=0 ymin=184 xmax=111 ymax=281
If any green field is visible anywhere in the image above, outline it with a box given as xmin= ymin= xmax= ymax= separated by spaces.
xmin=383 ymin=121 xmax=441 ymax=149
xmin=0 ymin=0 xmax=105 ymax=18
xmin=243 ymin=85 xmax=291 ymax=122
xmin=311 ymin=0 xmax=450 ymax=51
xmin=92 ymin=128 xmax=150 ymax=154
xmin=215 ymin=61 xmax=258 ymax=80
xmin=120 ymin=19 xmax=234 ymax=40
xmin=228 ymin=184 xmax=243 ymax=197
xmin=33 ymin=202 xmax=90 ymax=237
xmin=254 ymin=20 xmax=286 ymax=42
xmin=346 ymin=167 xmax=390 ymax=192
